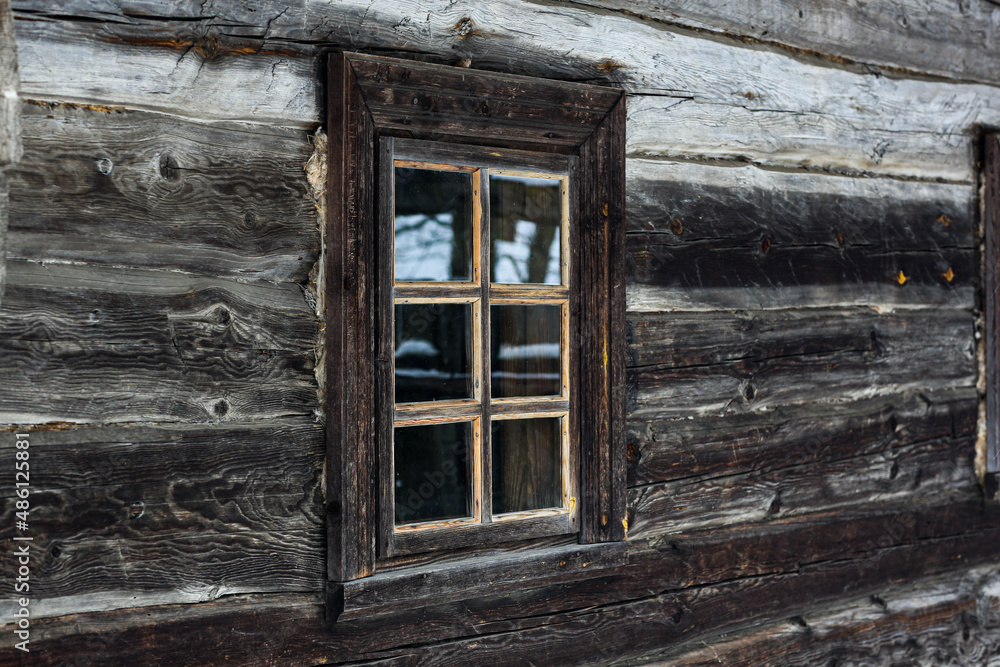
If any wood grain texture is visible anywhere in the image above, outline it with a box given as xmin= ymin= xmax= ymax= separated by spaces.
xmin=629 ymin=436 xmax=977 ymax=538
xmin=0 ymin=260 xmax=317 ymax=351
xmin=0 ymin=419 xmax=324 ymax=618
xmin=629 ymin=387 xmax=976 ymax=487
xmin=11 ymin=1 xmax=1000 ymax=179
xmin=647 ymin=564 xmax=1000 ymax=666
xmin=7 ymin=500 xmax=1000 ymax=665
xmin=6 ymin=103 xmax=318 ymax=281
xmin=574 ymin=0 xmax=1000 ymax=86
xmin=628 ymin=309 xmax=975 ymax=420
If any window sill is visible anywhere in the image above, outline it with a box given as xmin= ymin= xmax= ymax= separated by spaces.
xmin=326 ymin=541 xmax=628 ymax=622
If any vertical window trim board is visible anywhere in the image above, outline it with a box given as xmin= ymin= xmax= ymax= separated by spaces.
xmin=984 ymin=131 xmax=1000 ymax=498
xmin=325 ymin=51 xmax=627 ymax=618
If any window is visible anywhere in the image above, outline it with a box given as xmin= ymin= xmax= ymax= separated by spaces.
xmin=325 ymin=52 xmax=626 ymax=620
xmin=380 ymin=140 xmax=576 ymax=557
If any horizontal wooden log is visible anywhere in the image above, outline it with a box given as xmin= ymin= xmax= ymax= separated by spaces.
xmin=629 ymin=436 xmax=977 ymax=539
xmin=12 ymin=2 xmax=1000 ymax=179
xmin=628 ymin=309 xmax=975 ymax=419
xmin=0 ymin=337 xmax=316 ymax=424
xmin=9 ymin=500 xmax=1000 ymax=665
xmin=573 ymin=0 xmax=1000 ymax=87
xmin=6 ymin=103 xmax=318 ymax=281
xmin=628 ymin=387 xmax=977 ymax=487
xmin=0 ymin=260 xmax=317 ymax=352
xmin=651 ymin=564 xmax=1000 ymax=666
xmin=0 ymin=419 xmax=324 ymax=617
xmin=627 ymin=158 xmax=974 ymax=250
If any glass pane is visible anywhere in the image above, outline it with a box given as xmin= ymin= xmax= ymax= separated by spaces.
xmin=395 ymin=422 xmax=471 ymax=525
xmin=491 ymin=304 xmax=561 ymax=398
xmin=394 ymin=166 xmax=474 ymax=282
xmin=492 ymin=417 xmax=562 ymax=514
xmin=395 ymin=303 xmax=473 ymax=403
xmin=490 ymin=174 xmax=562 ymax=285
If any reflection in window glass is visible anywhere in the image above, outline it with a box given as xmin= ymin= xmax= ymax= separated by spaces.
xmin=490 ymin=174 xmax=562 ymax=285
xmin=492 ymin=417 xmax=561 ymax=514
xmin=395 ymin=422 xmax=471 ymax=524
xmin=491 ymin=304 xmax=561 ymax=398
xmin=395 ymin=303 xmax=473 ymax=403
xmin=394 ymin=167 xmax=474 ymax=282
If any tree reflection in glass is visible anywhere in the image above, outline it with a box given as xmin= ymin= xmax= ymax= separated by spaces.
xmin=491 ymin=304 xmax=562 ymax=398
xmin=490 ymin=174 xmax=562 ymax=285
xmin=394 ymin=167 xmax=474 ymax=282
xmin=492 ymin=417 xmax=561 ymax=513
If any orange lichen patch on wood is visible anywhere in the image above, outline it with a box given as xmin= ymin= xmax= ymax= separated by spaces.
xmin=896 ymin=270 xmax=908 ymax=285
xmin=24 ymin=99 xmax=128 ymax=113
xmin=597 ymin=60 xmax=626 ymax=74
xmin=936 ymin=214 xmax=952 ymax=226
xmin=1 ymin=421 xmax=78 ymax=432
xmin=942 ymin=267 xmax=955 ymax=282
xmin=111 ymin=32 xmax=303 ymax=59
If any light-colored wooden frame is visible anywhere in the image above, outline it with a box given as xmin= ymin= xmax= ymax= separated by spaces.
xmin=379 ymin=140 xmax=578 ymax=557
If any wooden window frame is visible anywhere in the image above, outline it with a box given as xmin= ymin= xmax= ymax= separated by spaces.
xmin=985 ymin=131 xmax=1000 ymax=498
xmin=325 ymin=52 xmax=626 ymax=620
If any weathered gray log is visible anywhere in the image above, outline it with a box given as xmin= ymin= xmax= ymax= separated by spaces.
xmin=25 ymin=0 xmax=1000 ymax=88
xmin=629 ymin=436 xmax=977 ymax=538
xmin=0 ymin=260 xmax=317 ymax=352
xmin=7 ymin=501 xmax=1000 ymax=664
xmin=0 ymin=419 xmax=324 ymax=618
xmin=11 ymin=2 xmax=1000 ymax=180
xmin=6 ymin=103 xmax=318 ymax=281
xmin=573 ymin=0 xmax=1000 ymax=87
xmin=627 ymin=158 xmax=974 ymax=249
xmin=646 ymin=564 xmax=1000 ymax=666
xmin=627 ymin=309 xmax=975 ymax=420
xmin=628 ymin=387 xmax=976 ymax=487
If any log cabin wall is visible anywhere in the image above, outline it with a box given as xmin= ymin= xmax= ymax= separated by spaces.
xmin=2 ymin=0 xmax=1000 ymax=663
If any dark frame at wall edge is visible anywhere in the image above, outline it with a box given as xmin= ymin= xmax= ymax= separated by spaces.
xmin=984 ymin=130 xmax=1000 ymax=498
xmin=323 ymin=51 xmax=628 ymax=617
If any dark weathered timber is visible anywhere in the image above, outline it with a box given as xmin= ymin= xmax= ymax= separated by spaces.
xmin=13 ymin=501 xmax=1000 ymax=665
xmin=629 ymin=388 xmax=977 ymax=487
xmin=0 ymin=420 xmax=324 ymax=613
xmin=647 ymin=564 xmax=1000 ymax=666
xmin=393 ymin=138 xmax=571 ymax=174
xmin=627 ymin=307 xmax=973 ymax=370
xmin=329 ymin=51 xmax=627 ymax=590
xmin=375 ymin=136 xmax=395 ymax=560
xmin=0 ymin=260 xmax=317 ymax=351
xmin=627 ymin=171 xmax=974 ymax=251
xmin=629 ymin=236 xmax=971 ymax=292
xmin=6 ymin=104 xmax=317 ymax=281
xmin=331 ymin=542 xmax=627 ymax=621
xmin=577 ymin=95 xmax=628 ymax=544
xmin=629 ymin=435 xmax=977 ymax=539
xmin=986 ymin=134 xmax=1000 ymax=480
xmin=326 ymin=52 xmax=378 ymax=583
xmin=0 ymin=337 xmax=316 ymax=424
xmin=628 ymin=316 xmax=975 ymax=420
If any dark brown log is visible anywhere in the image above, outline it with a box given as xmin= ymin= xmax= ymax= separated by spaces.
xmin=629 ymin=435 xmax=977 ymax=539
xmin=11 ymin=500 xmax=1000 ymax=665
xmin=0 ymin=420 xmax=324 ymax=614
xmin=629 ymin=388 xmax=976 ymax=487
xmin=628 ymin=312 xmax=975 ymax=421
xmin=6 ymin=103 xmax=318 ymax=281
